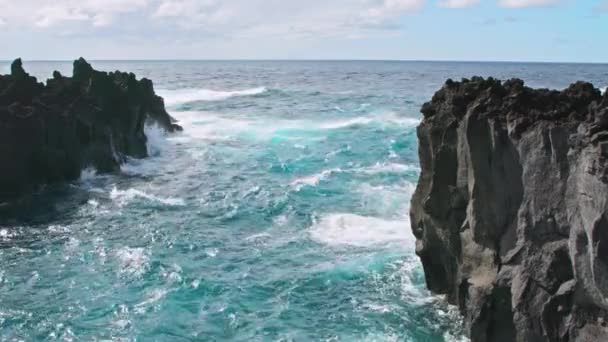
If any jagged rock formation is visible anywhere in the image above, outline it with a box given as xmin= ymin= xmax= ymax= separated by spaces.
xmin=0 ymin=58 xmax=181 ymax=200
xmin=411 ymin=77 xmax=608 ymax=341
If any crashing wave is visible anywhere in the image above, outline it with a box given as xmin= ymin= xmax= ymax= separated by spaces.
xmin=144 ymin=124 xmax=170 ymax=157
xmin=309 ymin=213 xmax=414 ymax=248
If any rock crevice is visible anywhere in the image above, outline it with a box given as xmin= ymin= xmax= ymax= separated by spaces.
xmin=0 ymin=58 xmax=181 ymax=201
xmin=411 ymin=77 xmax=608 ymax=341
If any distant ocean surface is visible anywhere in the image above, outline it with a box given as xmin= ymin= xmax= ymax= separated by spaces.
xmin=1 ymin=61 xmax=607 ymax=341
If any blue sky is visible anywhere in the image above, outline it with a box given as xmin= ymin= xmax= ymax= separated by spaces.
xmin=0 ymin=0 xmax=607 ymax=62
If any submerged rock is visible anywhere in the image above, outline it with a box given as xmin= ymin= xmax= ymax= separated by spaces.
xmin=0 ymin=58 xmax=181 ymax=200
xmin=411 ymin=77 xmax=608 ymax=341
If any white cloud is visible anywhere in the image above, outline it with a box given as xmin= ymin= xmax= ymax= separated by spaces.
xmin=0 ymin=0 xmax=577 ymax=33
xmin=364 ymin=0 xmax=425 ymax=19
xmin=154 ymin=0 xmax=219 ymax=18
xmin=0 ymin=0 xmax=571 ymax=41
xmin=35 ymin=6 xmax=89 ymax=27
xmin=149 ymin=0 xmax=423 ymax=38
xmin=499 ymin=0 xmax=560 ymax=8
xmin=0 ymin=0 xmax=149 ymax=28
xmin=439 ymin=0 xmax=480 ymax=8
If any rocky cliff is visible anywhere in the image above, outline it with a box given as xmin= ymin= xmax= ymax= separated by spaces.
xmin=410 ymin=77 xmax=608 ymax=341
xmin=0 ymin=58 xmax=181 ymax=201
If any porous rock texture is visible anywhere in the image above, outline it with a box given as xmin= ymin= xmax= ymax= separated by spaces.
xmin=0 ymin=58 xmax=181 ymax=200
xmin=410 ymin=77 xmax=608 ymax=341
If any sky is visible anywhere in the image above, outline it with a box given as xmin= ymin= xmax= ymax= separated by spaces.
xmin=0 ymin=0 xmax=607 ymax=62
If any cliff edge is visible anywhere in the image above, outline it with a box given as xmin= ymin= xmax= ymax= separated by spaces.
xmin=0 ymin=58 xmax=181 ymax=201
xmin=411 ymin=77 xmax=608 ymax=341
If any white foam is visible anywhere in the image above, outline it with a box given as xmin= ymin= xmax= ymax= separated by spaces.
xmin=0 ymin=228 xmax=17 ymax=240
xmin=290 ymin=163 xmax=418 ymax=191
xmin=356 ymin=162 xmax=420 ymax=175
xmin=116 ymin=247 xmax=149 ymax=277
xmin=144 ymin=124 xmax=169 ymax=157
xmin=291 ymin=168 xmax=343 ymax=190
xmin=134 ymin=288 xmax=169 ymax=313
xmin=245 ymin=232 xmax=273 ymax=243
xmin=169 ymin=111 xmax=253 ymax=141
xmin=318 ymin=113 xmax=419 ymax=130
xmin=159 ymin=87 xmax=267 ymax=106
xmin=79 ymin=167 xmax=98 ymax=181
xmin=48 ymin=225 xmax=71 ymax=233
xmin=161 ymin=263 xmax=183 ymax=283
xmin=357 ymin=182 xmax=417 ymax=217
xmin=309 ymin=213 xmax=413 ymax=248
xmin=110 ymin=187 xmax=185 ymax=207
xmin=169 ymin=110 xmax=419 ymax=143
xmin=601 ymin=87 xmax=607 ymax=95
xmin=318 ymin=117 xmax=375 ymax=129
xmin=205 ymin=248 xmax=219 ymax=257
xmin=65 ymin=237 xmax=80 ymax=251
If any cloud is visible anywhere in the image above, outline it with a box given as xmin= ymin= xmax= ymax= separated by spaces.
xmin=0 ymin=0 xmax=427 ymax=46
xmin=153 ymin=0 xmax=221 ymax=19
xmin=0 ymin=0 xmax=570 ymax=43
xmin=439 ymin=0 xmax=480 ymax=8
xmin=149 ymin=0 xmax=423 ymax=38
xmin=0 ymin=0 xmax=149 ymax=28
xmin=498 ymin=0 xmax=560 ymax=8
xmin=364 ymin=0 xmax=425 ymax=18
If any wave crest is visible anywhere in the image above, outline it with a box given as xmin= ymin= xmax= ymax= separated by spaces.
xmin=159 ymin=87 xmax=267 ymax=106
xmin=110 ymin=187 xmax=186 ymax=207
xmin=291 ymin=168 xmax=343 ymax=191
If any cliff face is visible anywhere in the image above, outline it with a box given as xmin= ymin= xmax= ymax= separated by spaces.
xmin=411 ymin=77 xmax=608 ymax=341
xmin=0 ymin=58 xmax=181 ymax=201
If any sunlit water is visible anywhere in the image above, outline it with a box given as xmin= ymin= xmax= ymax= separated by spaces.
xmin=1 ymin=60 xmax=606 ymax=341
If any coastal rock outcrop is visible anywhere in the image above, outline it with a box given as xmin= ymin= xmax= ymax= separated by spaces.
xmin=411 ymin=77 xmax=608 ymax=341
xmin=0 ymin=58 xmax=181 ymax=200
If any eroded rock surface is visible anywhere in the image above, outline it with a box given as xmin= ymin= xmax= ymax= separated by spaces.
xmin=0 ymin=58 xmax=181 ymax=200
xmin=411 ymin=77 xmax=608 ymax=341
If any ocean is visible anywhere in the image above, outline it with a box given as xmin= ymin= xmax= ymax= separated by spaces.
xmin=1 ymin=60 xmax=607 ymax=341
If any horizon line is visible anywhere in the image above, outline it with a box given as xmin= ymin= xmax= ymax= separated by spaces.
xmin=1 ymin=58 xmax=607 ymax=65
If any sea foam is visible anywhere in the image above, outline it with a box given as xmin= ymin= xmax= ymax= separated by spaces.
xmin=144 ymin=124 xmax=170 ymax=157
xmin=116 ymin=247 xmax=149 ymax=277
xmin=309 ymin=213 xmax=413 ymax=248
xmin=79 ymin=167 xmax=98 ymax=181
xmin=169 ymin=109 xmax=419 ymax=143
xmin=110 ymin=187 xmax=186 ymax=207
xmin=291 ymin=168 xmax=343 ymax=191
xmin=355 ymin=162 xmax=420 ymax=175
xmin=159 ymin=87 xmax=267 ymax=106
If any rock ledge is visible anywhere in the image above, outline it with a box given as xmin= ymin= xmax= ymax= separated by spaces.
xmin=411 ymin=77 xmax=608 ymax=341
xmin=0 ymin=58 xmax=181 ymax=200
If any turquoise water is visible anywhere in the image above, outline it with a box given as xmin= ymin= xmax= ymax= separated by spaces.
xmin=1 ymin=61 xmax=607 ymax=341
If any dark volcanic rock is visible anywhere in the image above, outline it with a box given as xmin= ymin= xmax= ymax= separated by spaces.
xmin=411 ymin=77 xmax=608 ymax=341
xmin=0 ymin=58 xmax=181 ymax=200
